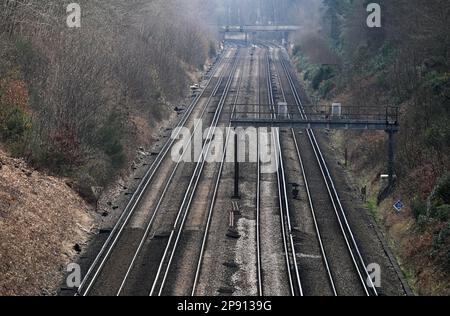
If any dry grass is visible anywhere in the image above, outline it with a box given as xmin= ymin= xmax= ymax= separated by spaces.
xmin=0 ymin=149 xmax=94 ymax=296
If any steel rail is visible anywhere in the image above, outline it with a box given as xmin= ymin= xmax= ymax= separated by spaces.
xmin=256 ymin=47 xmax=263 ymax=297
xmin=266 ymin=50 xmax=303 ymax=297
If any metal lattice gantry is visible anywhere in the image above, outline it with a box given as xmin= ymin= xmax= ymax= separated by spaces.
xmin=230 ymin=102 xmax=400 ymax=188
xmin=230 ymin=103 xmax=400 ymax=131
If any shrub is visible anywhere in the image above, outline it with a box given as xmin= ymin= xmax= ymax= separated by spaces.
xmin=423 ymin=71 xmax=450 ymax=98
xmin=430 ymin=204 xmax=450 ymax=222
xmin=74 ymin=171 xmax=98 ymax=204
xmin=0 ymin=78 xmax=31 ymax=143
xmin=416 ymin=214 xmax=431 ymax=232
xmin=0 ymin=107 xmax=30 ymax=141
xmin=208 ymin=42 xmax=217 ymax=58
xmin=425 ymin=125 xmax=450 ymax=152
xmin=82 ymin=155 xmax=112 ymax=187
xmin=45 ymin=124 xmax=84 ymax=174
xmin=96 ymin=112 xmax=126 ymax=169
xmin=311 ymin=68 xmax=323 ymax=90
xmin=433 ymin=223 xmax=450 ymax=250
xmin=72 ymin=153 xmax=115 ymax=203
xmin=431 ymin=174 xmax=450 ymax=206
xmin=413 ymin=175 xmax=450 ymax=230
xmin=293 ymin=45 xmax=301 ymax=57
xmin=376 ymin=71 xmax=389 ymax=89
xmin=319 ymin=80 xmax=336 ymax=98
xmin=311 ymin=65 xmax=335 ymax=90
xmin=14 ymin=39 xmax=39 ymax=75
xmin=21 ymin=123 xmax=48 ymax=166
xmin=368 ymin=42 xmax=395 ymax=74
xmin=304 ymin=69 xmax=312 ymax=81
xmin=412 ymin=197 xmax=428 ymax=221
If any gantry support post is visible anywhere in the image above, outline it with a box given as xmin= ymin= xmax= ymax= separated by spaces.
xmin=387 ymin=129 xmax=397 ymax=186
xmin=233 ymin=133 xmax=240 ymax=199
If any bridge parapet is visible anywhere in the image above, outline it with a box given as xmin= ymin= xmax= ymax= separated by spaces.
xmin=220 ymin=25 xmax=300 ymax=33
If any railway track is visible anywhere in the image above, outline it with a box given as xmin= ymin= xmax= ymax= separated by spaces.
xmin=190 ymin=49 xmax=246 ymax=296
xmin=261 ymin=49 xmax=303 ymax=296
xmin=271 ymin=47 xmax=337 ymax=296
xmin=77 ymin=42 xmax=380 ymax=297
xmin=77 ymin=46 xmax=240 ymax=296
xmin=148 ymin=48 xmax=242 ymax=296
xmin=191 ymin=46 xmax=267 ymax=296
xmin=191 ymin=43 xmax=298 ymax=297
xmin=274 ymin=45 xmax=378 ymax=296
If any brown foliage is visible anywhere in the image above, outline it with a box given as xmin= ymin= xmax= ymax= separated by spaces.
xmin=46 ymin=123 xmax=83 ymax=171
xmin=0 ymin=0 xmax=213 ymax=185
xmin=0 ymin=78 xmax=29 ymax=113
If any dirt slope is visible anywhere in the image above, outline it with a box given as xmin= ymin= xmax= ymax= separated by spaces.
xmin=0 ymin=149 xmax=94 ymax=296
